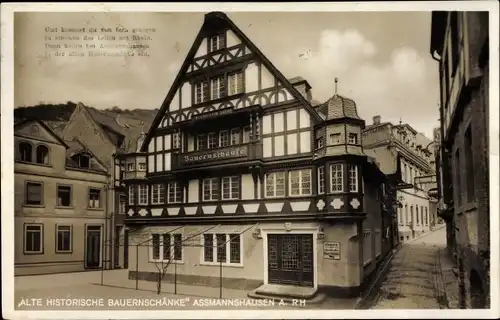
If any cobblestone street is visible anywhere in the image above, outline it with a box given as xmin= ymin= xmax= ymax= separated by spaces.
xmin=369 ymin=226 xmax=453 ymax=309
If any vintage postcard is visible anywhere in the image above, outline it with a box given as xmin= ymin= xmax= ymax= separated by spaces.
xmin=1 ymin=2 xmax=499 ymax=319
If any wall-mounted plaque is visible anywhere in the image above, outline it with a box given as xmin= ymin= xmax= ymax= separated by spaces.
xmin=323 ymin=241 xmax=341 ymax=260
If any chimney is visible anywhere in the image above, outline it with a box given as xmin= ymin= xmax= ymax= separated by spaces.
xmin=373 ymin=115 xmax=381 ymax=125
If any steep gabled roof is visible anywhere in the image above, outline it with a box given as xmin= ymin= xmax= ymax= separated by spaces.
xmin=14 ymin=119 xmax=70 ymax=148
xmin=141 ymin=11 xmax=322 ymax=152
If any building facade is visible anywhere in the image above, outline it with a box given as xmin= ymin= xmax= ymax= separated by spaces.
xmin=430 ymin=11 xmax=490 ymax=308
xmin=120 ymin=11 xmax=392 ymax=298
xmin=14 ymin=120 xmax=109 ymax=275
xmin=362 ymin=116 xmax=437 ymax=243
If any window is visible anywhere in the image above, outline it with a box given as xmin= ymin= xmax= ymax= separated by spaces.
xmin=25 ymin=182 xmax=43 ymax=206
xmin=375 ymin=230 xmax=381 ymax=257
xmin=242 ymin=126 xmax=251 ymax=143
xmin=138 ymin=185 xmax=148 ymax=205
xmin=209 ymin=33 xmax=225 ymax=52
xmin=230 ymin=128 xmax=240 ymax=145
xmin=315 ymin=138 xmax=324 ymax=149
xmin=402 ymin=163 xmax=407 ymax=183
xmin=119 ymin=195 xmax=126 ymax=213
xmin=128 ymin=185 xmax=136 ymax=205
xmin=57 ymin=185 xmax=71 ymax=207
xmin=410 ymin=206 xmax=414 ymax=225
xmin=207 ymin=132 xmax=218 ymax=149
xmin=318 ymin=166 xmax=325 ymax=194
xmin=202 ymin=233 xmax=241 ymax=265
xmin=425 ymin=207 xmax=429 ymax=225
xmin=228 ymin=71 xmax=244 ymax=95
xmin=330 ymin=164 xmax=344 ymax=193
xmin=409 ymin=167 xmax=413 ymax=185
xmin=416 ymin=206 xmax=419 ymax=224
xmin=203 ymin=178 xmax=219 ymax=201
xmin=56 ymin=225 xmax=72 ymax=253
xmin=76 ymin=154 xmax=90 ymax=169
xmin=150 ymin=233 xmax=183 ymax=262
xmin=450 ymin=12 xmax=460 ymax=75
xmin=195 ymin=80 xmax=209 ymax=104
xmin=454 ymin=149 xmax=461 ymax=206
xmin=363 ymin=230 xmax=372 ymax=264
xmin=398 ymin=207 xmax=403 ymax=225
xmin=88 ymin=188 xmax=101 ymax=208
xmin=151 ymin=184 xmax=165 ymax=205
xmin=220 ymin=130 xmax=229 ymax=147
xmin=348 ymin=165 xmax=358 ymax=192
xmin=19 ymin=142 xmax=32 ymax=162
xmin=167 ymin=182 xmax=182 ymax=204
xmin=172 ymin=132 xmax=181 ymax=149
xmin=127 ymin=163 xmax=135 ymax=171
xmin=329 ymin=133 xmax=341 ymax=145
xmin=197 ymin=134 xmax=207 ymax=150
xmin=24 ymin=224 xmax=43 ymax=254
xmin=138 ymin=163 xmax=146 ymax=171
xmin=222 ymin=176 xmax=240 ymax=200
xmin=36 ymin=145 xmax=49 ymax=164
xmin=211 ymin=76 xmax=225 ymax=100
xmin=265 ymin=171 xmax=285 ymax=198
xmin=464 ymin=126 xmax=475 ymax=203
xmin=289 ymin=169 xmax=311 ymax=196
xmin=348 ymin=133 xmax=358 ymax=144
xmin=422 ymin=206 xmax=426 ymax=225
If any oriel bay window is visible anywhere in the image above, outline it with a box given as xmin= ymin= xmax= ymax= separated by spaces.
xmin=317 ymin=166 xmax=325 ymax=194
xmin=202 ymin=233 xmax=241 ymax=265
xmin=196 ymin=127 xmax=248 ymax=151
xmin=151 ymin=233 xmax=183 ymax=262
xmin=348 ymin=165 xmax=359 ymax=192
xmin=128 ymin=185 xmax=136 ymax=205
xmin=265 ymin=171 xmax=285 ymax=198
xmin=289 ymin=169 xmax=311 ymax=196
xmin=167 ymin=182 xmax=182 ymax=204
xmin=151 ymin=184 xmax=165 ymax=205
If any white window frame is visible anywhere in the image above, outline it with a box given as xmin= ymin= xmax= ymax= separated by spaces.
xmin=288 ymin=169 xmax=312 ymax=197
xmin=349 ymin=165 xmax=359 ymax=192
xmin=24 ymin=224 xmax=43 ymax=254
xmin=348 ymin=133 xmax=358 ymax=144
xmin=127 ymin=163 xmax=135 ymax=172
xmin=151 ymin=184 xmax=165 ymax=205
xmin=219 ymin=130 xmax=229 ymax=148
xmin=138 ymin=185 xmax=148 ymax=205
xmin=200 ymin=233 xmax=243 ymax=267
xmin=197 ymin=134 xmax=207 ymax=150
xmin=242 ymin=126 xmax=251 ymax=143
xmin=128 ymin=185 xmax=135 ymax=205
xmin=317 ymin=166 xmax=325 ymax=194
xmin=88 ymin=188 xmax=101 ymax=209
xmin=363 ymin=229 xmax=372 ymax=265
xmin=222 ymin=176 xmax=240 ymax=200
xmin=203 ymin=178 xmax=219 ymax=201
xmin=149 ymin=233 xmax=184 ymax=263
xmin=167 ymin=182 xmax=181 ymax=204
xmin=330 ymin=164 xmax=344 ymax=193
xmin=209 ymin=33 xmax=225 ymax=52
xmin=265 ymin=171 xmax=286 ymax=198
xmin=230 ymin=128 xmax=240 ymax=145
xmin=211 ymin=76 xmax=225 ymax=100
xmin=228 ymin=71 xmax=244 ymax=95
xmin=195 ymin=80 xmax=209 ymax=104
xmin=56 ymin=225 xmax=72 ymax=253
xmin=207 ymin=132 xmax=218 ymax=149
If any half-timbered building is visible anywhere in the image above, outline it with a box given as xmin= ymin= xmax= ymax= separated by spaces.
xmin=122 ymin=11 xmax=390 ymax=299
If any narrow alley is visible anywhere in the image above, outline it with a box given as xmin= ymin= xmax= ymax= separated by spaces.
xmin=369 ymin=226 xmax=453 ymax=309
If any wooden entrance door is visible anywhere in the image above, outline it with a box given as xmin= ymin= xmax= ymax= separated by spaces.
xmin=267 ymin=234 xmax=314 ymax=287
xmin=85 ymin=226 xmax=101 ymax=268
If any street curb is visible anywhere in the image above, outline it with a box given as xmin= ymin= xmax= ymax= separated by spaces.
xmin=354 ymin=244 xmax=402 ymax=309
xmin=354 ymin=226 xmax=446 ymax=309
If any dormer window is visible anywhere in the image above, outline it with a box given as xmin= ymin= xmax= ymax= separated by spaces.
xmin=348 ymin=133 xmax=358 ymax=145
xmin=209 ymin=33 xmax=225 ymax=52
xmin=72 ymin=153 xmax=90 ymax=169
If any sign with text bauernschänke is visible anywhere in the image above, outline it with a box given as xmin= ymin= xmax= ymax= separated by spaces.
xmin=182 ymin=146 xmax=248 ymax=164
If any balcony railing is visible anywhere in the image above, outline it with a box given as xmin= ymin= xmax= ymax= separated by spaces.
xmin=172 ymin=142 xmax=263 ymax=170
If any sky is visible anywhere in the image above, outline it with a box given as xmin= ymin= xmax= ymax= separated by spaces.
xmin=14 ymin=11 xmax=440 ymax=138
